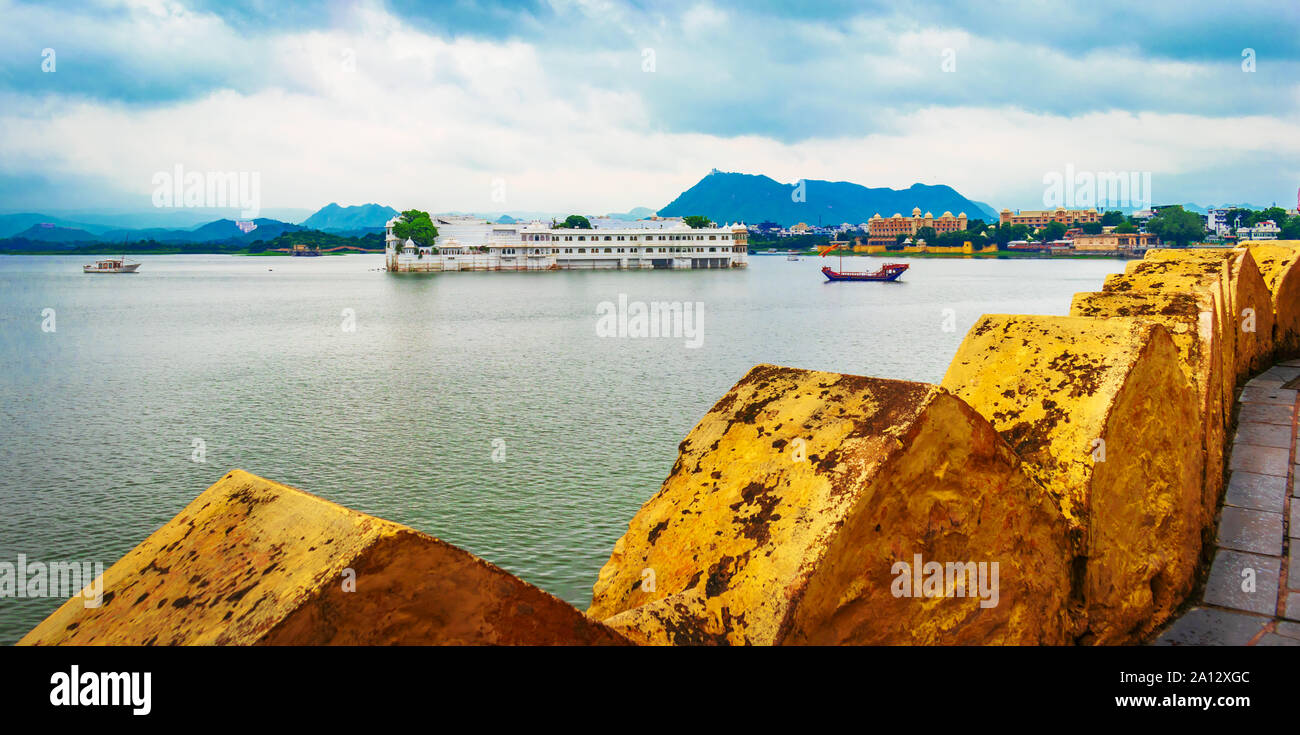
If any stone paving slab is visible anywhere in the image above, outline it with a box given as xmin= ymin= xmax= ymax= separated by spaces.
xmin=1240 ymin=385 xmax=1299 ymax=405
xmin=1238 ymin=402 xmax=1294 ymax=425
xmin=1262 ymin=365 xmax=1300 ymax=382
xmin=1235 ymin=421 xmax=1293 ymax=448
xmin=1151 ymin=362 xmax=1298 ymax=644
xmin=1224 ymin=471 xmax=1287 ymax=512
xmin=1279 ymin=590 xmax=1300 ymax=619
xmin=1287 ymin=592 xmax=1300 ymax=621
xmin=1228 ymin=444 xmax=1291 ymax=476
xmin=1256 ymin=632 xmax=1300 ymax=646
xmin=1152 ymin=607 xmax=1270 ymax=646
xmin=1203 ymin=549 xmax=1280 ymax=615
xmin=1217 ymin=506 xmax=1284 ymax=555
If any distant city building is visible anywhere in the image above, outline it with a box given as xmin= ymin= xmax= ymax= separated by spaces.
xmin=867 ymin=208 xmax=967 ymax=244
xmin=1129 ymin=209 xmax=1156 ymax=227
xmin=1237 ymin=220 xmax=1280 ymax=241
xmin=1072 ymin=232 xmax=1156 ymax=251
xmin=999 ymin=207 xmax=1099 ymax=227
xmin=1206 ymin=208 xmax=1233 ymax=236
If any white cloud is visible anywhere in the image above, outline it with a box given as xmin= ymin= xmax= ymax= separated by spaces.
xmin=0 ymin=1 xmax=1297 ymax=214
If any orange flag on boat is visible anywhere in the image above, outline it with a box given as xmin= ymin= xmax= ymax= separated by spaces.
xmin=818 ymin=243 xmax=837 ymax=257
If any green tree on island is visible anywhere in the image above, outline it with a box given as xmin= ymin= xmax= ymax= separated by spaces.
xmin=1280 ymin=215 xmax=1300 ymax=240
xmin=1038 ymin=221 xmax=1067 ymax=241
xmin=683 ymin=215 xmax=713 ymax=228
xmin=555 ymin=214 xmax=593 ymax=229
xmin=1100 ymin=210 xmax=1126 ymax=227
xmin=989 ymin=222 xmax=1031 ymax=248
xmin=392 ymin=209 xmax=439 ymax=249
xmin=1147 ymin=205 xmax=1204 ymax=246
xmin=1256 ymin=207 xmax=1288 ymax=226
xmin=1115 ymin=221 xmax=1137 ymax=233
xmin=914 ymin=226 xmax=937 ymax=245
xmin=1080 ymin=221 xmax=1103 ymax=234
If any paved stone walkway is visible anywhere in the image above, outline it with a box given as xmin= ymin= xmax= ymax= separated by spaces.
xmin=1154 ymin=360 xmax=1300 ymax=645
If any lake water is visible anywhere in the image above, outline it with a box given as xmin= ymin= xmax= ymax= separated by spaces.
xmin=0 ymin=253 xmax=1127 ymax=643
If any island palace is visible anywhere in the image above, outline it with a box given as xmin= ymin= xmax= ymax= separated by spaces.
xmin=385 ymin=216 xmax=749 ymax=272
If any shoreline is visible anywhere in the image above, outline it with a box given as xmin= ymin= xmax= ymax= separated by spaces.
xmin=0 ymin=249 xmax=382 ymax=257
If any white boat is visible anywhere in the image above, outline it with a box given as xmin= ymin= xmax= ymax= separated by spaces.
xmin=83 ymin=257 xmax=140 ymax=274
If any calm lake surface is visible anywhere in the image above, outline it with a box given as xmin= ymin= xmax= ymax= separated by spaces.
xmin=0 ymin=253 xmax=1127 ymax=642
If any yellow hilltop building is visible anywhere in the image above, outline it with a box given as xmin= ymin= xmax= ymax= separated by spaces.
xmin=999 ymin=207 xmax=1100 ymax=227
xmin=866 ymin=208 xmax=968 ymax=246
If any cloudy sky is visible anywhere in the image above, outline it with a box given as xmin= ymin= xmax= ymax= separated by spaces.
xmin=1 ymin=0 xmax=1298 ymax=216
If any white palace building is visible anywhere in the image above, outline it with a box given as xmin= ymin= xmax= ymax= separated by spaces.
xmin=385 ymin=215 xmax=749 ymax=272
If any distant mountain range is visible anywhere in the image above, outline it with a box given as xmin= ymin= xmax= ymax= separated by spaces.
xmin=2 ymin=190 xmax=1287 ymax=249
xmin=3 ymin=218 xmax=305 ymax=249
xmin=299 ymin=203 xmax=397 ymax=232
xmin=8 ymin=224 xmax=103 ymax=242
xmin=658 ymin=171 xmax=999 ymax=226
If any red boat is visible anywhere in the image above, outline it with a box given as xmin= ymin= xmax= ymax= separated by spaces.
xmin=820 ymin=263 xmax=909 ymax=282
xmin=816 ymin=242 xmax=909 ymax=282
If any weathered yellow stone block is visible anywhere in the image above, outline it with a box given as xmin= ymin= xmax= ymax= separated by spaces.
xmin=589 ymin=365 xmax=1076 ymax=645
xmin=1135 ymin=248 xmax=1274 ymax=382
xmin=19 ymin=470 xmax=628 ymax=646
xmin=1069 ymin=291 xmax=1224 ymax=532
xmin=941 ymin=315 xmax=1202 ymax=643
xmin=1104 ymin=257 xmax=1234 ymax=408
xmin=1247 ymin=241 xmax=1300 ymax=358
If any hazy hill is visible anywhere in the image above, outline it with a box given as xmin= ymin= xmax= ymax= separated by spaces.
xmin=0 ymin=214 xmax=111 ymax=238
xmin=658 ymin=171 xmax=998 ymax=226
xmin=300 ymin=203 xmax=397 ymax=231
xmin=603 ymin=207 xmax=656 ymax=221
xmin=10 ymin=224 xmax=101 ymax=243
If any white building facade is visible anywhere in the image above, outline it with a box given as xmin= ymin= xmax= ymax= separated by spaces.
xmin=1206 ymin=208 xmax=1232 ymax=236
xmin=1237 ymin=220 xmax=1280 ymax=240
xmin=385 ymin=216 xmax=749 ymax=272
